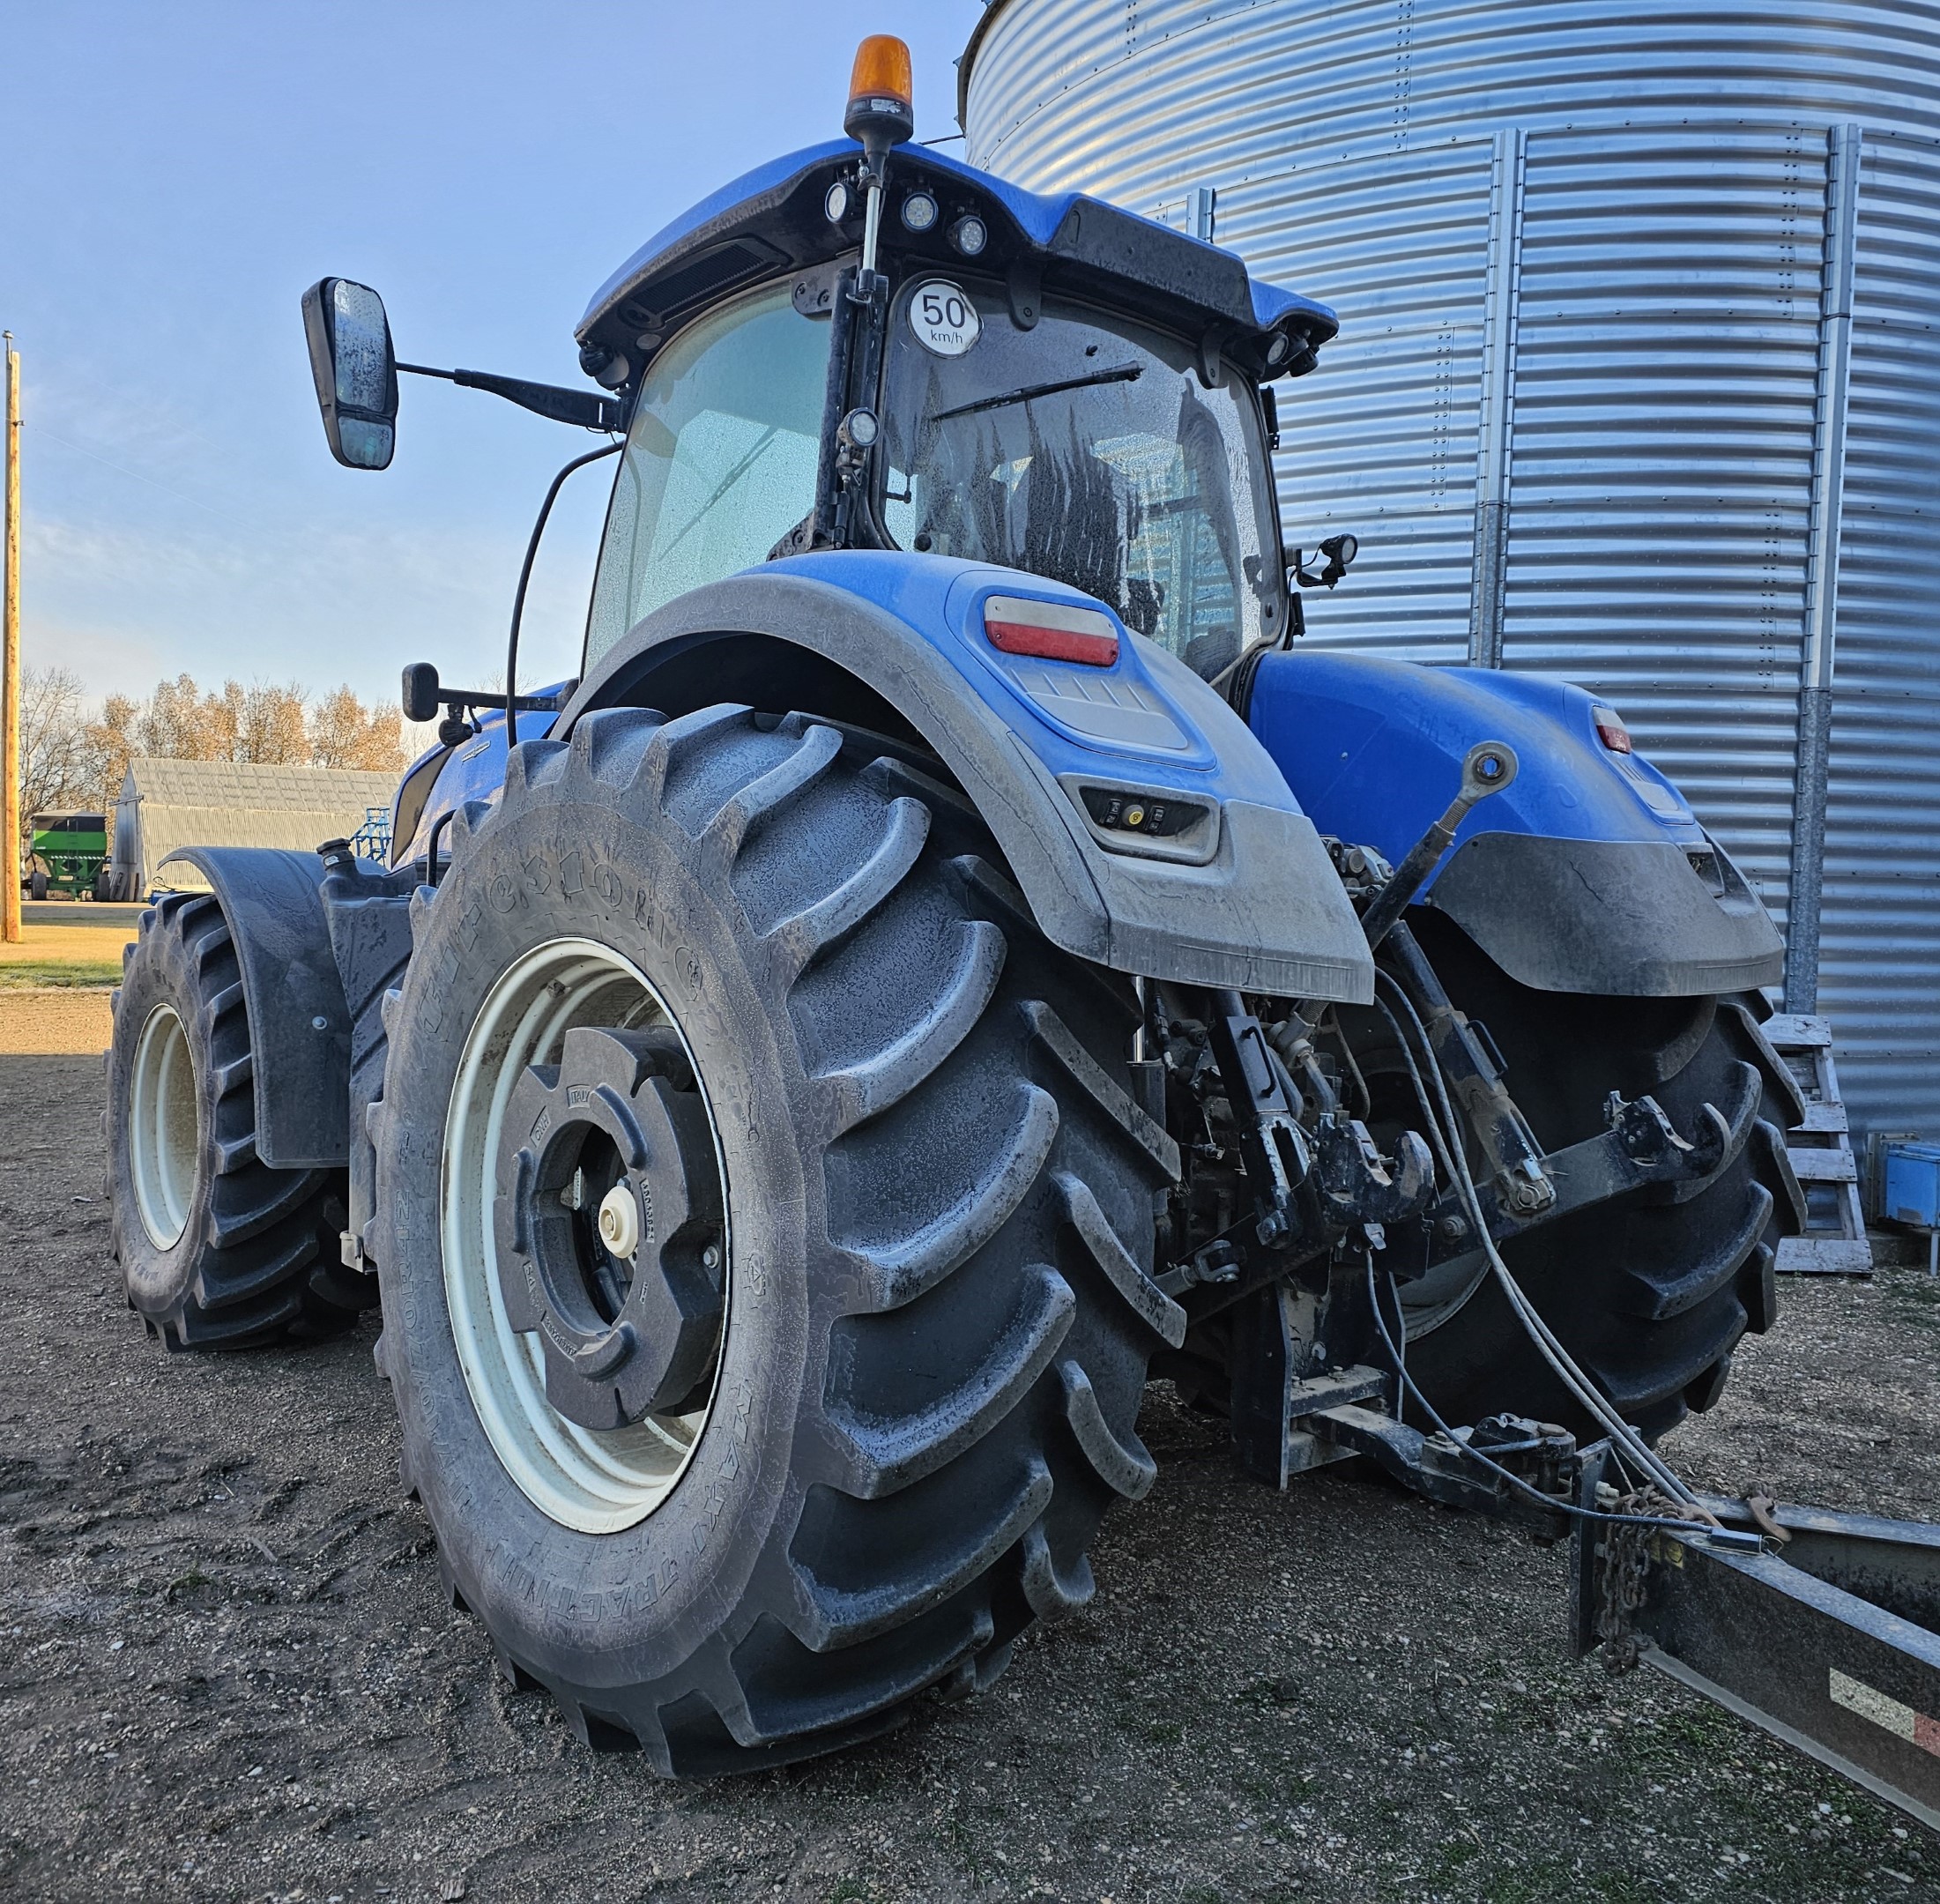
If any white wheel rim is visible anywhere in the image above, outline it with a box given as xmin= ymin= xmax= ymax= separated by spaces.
xmin=441 ymin=937 xmax=731 ymax=1535
xmin=130 ymin=1002 xmax=199 ymax=1250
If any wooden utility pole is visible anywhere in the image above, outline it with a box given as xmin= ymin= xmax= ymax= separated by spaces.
xmin=2 ymin=332 xmax=19 ymax=944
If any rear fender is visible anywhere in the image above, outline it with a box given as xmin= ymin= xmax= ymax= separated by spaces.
xmin=561 ymin=554 xmax=1375 ymax=1003
xmin=1245 ymin=651 xmax=1784 ymax=997
xmin=154 ymin=846 xmax=348 ymax=1169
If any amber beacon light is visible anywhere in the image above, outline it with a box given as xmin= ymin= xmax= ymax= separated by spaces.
xmin=845 ymin=35 xmax=915 ymax=149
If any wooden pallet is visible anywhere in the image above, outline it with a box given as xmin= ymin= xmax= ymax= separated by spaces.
xmin=1764 ymin=1013 xmax=1873 ymax=1275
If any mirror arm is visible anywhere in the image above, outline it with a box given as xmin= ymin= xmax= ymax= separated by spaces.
xmin=397 ymin=362 xmax=622 ymax=433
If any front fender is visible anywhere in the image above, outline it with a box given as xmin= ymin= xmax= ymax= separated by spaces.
xmin=1245 ymin=651 xmax=1784 ymax=997
xmin=153 ymin=845 xmax=348 ymax=1169
xmin=561 ymin=554 xmax=1375 ymax=1002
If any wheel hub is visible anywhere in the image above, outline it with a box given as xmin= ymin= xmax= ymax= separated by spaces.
xmin=493 ymin=1023 xmax=725 ymax=1432
xmin=130 ymin=1001 xmax=200 ymax=1251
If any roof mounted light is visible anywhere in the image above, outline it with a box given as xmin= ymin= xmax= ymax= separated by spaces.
xmin=948 ymin=213 xmax=988 ymax=257
xmin=844 ymin=35 xmax=914 ymax=152
xmin=900 ymin=190 xmax=940 ymax=234
xmin=984 ymin=596 xmax=1120 ymax=668
xmin=824 ymin=180 xmax=852 ymax=224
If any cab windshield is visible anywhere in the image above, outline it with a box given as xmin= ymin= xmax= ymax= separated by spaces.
xmin=880 ymin=284 xmax=1282 ymax=679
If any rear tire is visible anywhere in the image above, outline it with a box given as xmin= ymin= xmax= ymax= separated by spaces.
xmin=369 ymin=706 xmax=1184 ymax=1774
xmin=1349 ymin=914 xmax=1803 ymax=1440
xmin=106 ymin=891 xmax=372 ymax=1347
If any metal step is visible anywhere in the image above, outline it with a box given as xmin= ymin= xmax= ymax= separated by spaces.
xmin=1776 ymin=1237 xmax=1876 ymax=1276
xmin=1764 ymin=1013 xmax=1871 ymax=1276
xmin=1790 ymin=1148 xmax=1859 ymax=1184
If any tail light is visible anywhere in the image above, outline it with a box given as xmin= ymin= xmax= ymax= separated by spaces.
xmin=1591 ymin=703 xmax=1632 ymax=755
xmin=984 ymin=596 xmax=1120 ymax=668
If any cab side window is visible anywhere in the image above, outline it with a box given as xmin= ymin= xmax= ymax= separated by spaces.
xmin=585 ymin=281 xmax=833 ymax=668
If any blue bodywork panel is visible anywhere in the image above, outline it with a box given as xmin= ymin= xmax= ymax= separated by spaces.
xmin=1246 ymin=649 xmax=1710 ymax=881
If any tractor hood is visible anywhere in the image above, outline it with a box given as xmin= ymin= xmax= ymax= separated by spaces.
xmin=577 ymin=141 xmax=1336 ymax=386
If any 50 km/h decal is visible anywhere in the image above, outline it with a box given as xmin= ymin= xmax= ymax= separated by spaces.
xmin=909 ymin=280 xmax=980 ymax=357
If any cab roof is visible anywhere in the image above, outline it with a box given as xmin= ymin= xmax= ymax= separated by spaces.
xmin=578 ymin=140 xmax=1336 ymax=384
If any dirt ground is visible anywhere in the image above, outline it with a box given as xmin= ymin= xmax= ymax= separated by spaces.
xmin=2 ymin=1040 xmax=1936 ymax=1904
xmin=0 ymin=987 xmax=114 ymax=1054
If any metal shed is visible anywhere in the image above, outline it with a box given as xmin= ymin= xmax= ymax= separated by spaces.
xmin=961 ymin=0 xmax=1940 ymax=1146
xmin=114 ymin=758 xmax=397 ymax=898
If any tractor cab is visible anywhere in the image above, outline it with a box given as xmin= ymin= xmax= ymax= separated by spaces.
xmin=576 ymin=128 xmax=1332 ymax=685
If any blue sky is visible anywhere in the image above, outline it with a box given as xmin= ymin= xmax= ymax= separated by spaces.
xmin=2 ymin=2 xmax=986 ymax=708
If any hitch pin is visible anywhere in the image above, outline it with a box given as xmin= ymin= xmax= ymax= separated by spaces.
xmin=1356 ymin=741 xmax=1519 ymax=954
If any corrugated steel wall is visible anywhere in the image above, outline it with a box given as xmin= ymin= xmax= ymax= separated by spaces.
xmin=1822 ymin=130 xmax=1940 ymax=1131
xmin=1500 ymin=123 xmax=1826 ymax=926
xmin=963 ymin=0 xmax=1940 ymax=1140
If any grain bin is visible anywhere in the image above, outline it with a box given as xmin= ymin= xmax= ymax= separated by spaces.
xmin=962 ymin=0 xmax=1940 ymax=1143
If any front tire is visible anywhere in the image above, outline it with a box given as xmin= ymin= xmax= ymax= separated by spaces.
xmin=107 ymin=892 xmax=370 ymax=1347
xmin=370 ymin=706 xmax=1183 ymax=1774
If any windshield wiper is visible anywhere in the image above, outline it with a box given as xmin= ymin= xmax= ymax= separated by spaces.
xmin=930 ymin=362 xmax=1142 ymax=423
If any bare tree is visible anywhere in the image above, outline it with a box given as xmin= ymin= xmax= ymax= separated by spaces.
xmin=84 ymin=694 xmax=140 ymax=812
xmin=310 ymin=685 xmax=405 ymax=771
xmin=18 ymin=666 xmax=98 ymax=856
xmin=232 ymin=682 xmax=309 ymax=764
xmin=138 ymin=673 xmax=231 ymax=761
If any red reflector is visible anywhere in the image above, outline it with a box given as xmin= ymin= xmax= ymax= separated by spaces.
xmin=984 ymin=594 xmax=1119 ymax=667
xmin=1592 ymin=703 xmax=1632 ymax=754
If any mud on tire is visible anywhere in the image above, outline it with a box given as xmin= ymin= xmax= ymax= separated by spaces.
xmin=106 ymin=891 xmax=369 ymax=1347
xmin=368 ymin=705 xmax=1184 ymax=1774
xmin=1364 ymin=913 xmax=1806 ymax=1440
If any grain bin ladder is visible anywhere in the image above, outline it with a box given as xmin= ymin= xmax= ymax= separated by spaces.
xmin=1765 ymin=1012 xmax=1873 ymax=1276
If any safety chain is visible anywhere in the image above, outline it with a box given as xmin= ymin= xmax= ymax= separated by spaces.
xmin=1595 ymin=1487 xmax=1708 ymax=1675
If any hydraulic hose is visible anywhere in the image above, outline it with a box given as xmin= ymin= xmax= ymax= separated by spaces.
xmin=1371 ymin=969 xmax=1712 ymax=1516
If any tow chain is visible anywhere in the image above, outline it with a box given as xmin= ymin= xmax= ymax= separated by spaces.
xmin=1595 ymin=1487 xmax=1710 ymax=1674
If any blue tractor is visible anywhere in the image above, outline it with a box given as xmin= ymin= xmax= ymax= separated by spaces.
xmin=105 ymin=39 xmax=1804 ymax=1773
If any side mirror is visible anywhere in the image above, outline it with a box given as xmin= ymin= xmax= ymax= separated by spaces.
xmin=301 ymin=278 xmax=398 ymax=469
xmin=401 ymin=661 xmax=442 ymax=724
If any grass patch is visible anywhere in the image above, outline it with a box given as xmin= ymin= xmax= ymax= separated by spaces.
xmin=0 ymin=961 xmax=121 ymax=990
xmin=0 ymin=922 xmax=133 ymax=990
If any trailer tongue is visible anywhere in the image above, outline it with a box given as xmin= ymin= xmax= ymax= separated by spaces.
xmin=1258 ymin=1350 xmax=1940 ymax=1833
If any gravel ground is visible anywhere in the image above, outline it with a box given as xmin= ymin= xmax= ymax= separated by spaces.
xmin=2 ymin=1046 xmax=1936 ymax=1904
